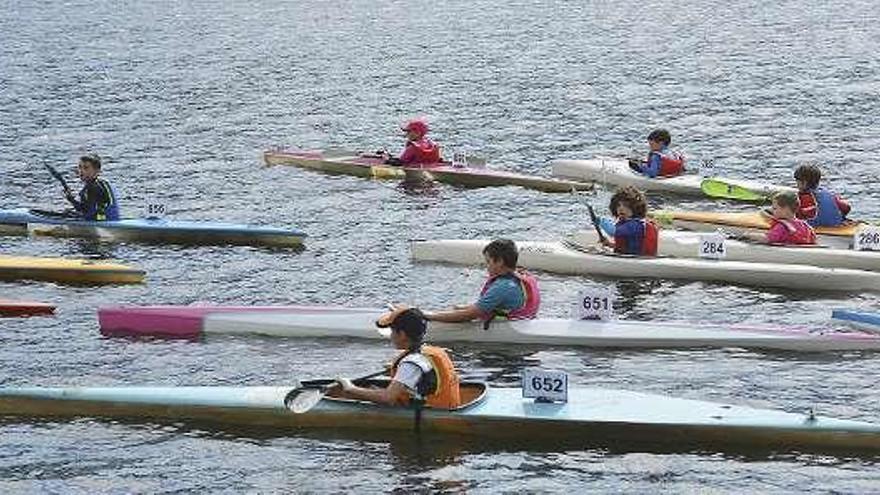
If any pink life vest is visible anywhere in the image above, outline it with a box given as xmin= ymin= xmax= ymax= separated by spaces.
xmin=479 ymin=269 xmax=540 ymax=320
xmin=770 ymin=218 xmax=817 ymax=245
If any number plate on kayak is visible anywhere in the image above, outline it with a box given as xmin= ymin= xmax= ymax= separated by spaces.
xmin=574 ymin=287 xmax=615 ymax=320
xmin=522 ymin=369 xmax=568 ymax=403
xmin=854 ymin=226 xmax=880 ymax=251
xmin=698 ymin=232 xmax=726 ymax=259
xmin=143 ymin=200 xmax=167 ymax=219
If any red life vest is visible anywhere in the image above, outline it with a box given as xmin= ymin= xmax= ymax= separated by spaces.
xmin=479 ymin=269 xmax=540 ymax=320
xmin=771 ymin=218 xmax=817 ymax=245
xmin=651 ymin=149 xmax=685 ymax=177
xmin=400 ymin=137 xmax=441 ymax=165
xmin=613 ymin=219 xmax=659 ymax=256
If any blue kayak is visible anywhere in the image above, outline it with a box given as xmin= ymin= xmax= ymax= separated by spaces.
xmin=0 ymin=208 xmax=306 ymax=247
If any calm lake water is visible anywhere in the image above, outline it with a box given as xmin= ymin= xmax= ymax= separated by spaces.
xmin=1 ymin=0 xmax=879 ymax=492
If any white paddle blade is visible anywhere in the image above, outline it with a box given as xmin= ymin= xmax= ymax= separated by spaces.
xmin=288 ymin=389 xmax=324 ymax=414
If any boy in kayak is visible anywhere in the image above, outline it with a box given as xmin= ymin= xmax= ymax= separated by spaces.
xmin=335 ymin=307 xmax=461 ymax=409
xmin=382 ymin=118 xmax=442 ymax=166
xmin=744 ymin=192 xmax=816 ymax=245
xmin=794 ymin=164 xmax=850 ymax=227
xmin=629 ymin=129 xmax=686 ymax=178
xmin=64 ymin=154 xmax=120 ymax=221
xmin=600 ymin=186 xmax=659 ymax=256
xmin=419 ymin=239 xmax=540 ymax=324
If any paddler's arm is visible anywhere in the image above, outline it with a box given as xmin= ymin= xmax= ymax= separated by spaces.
xmin=424 ymin=304 xmax=484 ymax=323
xmin=337 ymin=378 xmax=411 ymax=406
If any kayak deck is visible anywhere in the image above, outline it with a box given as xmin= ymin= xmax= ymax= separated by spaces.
xmin=97 ymin=305 xmax=880 ymax=352
xmin=1 ymin=383 xmax=877 ymax=453
xmin=264 ymin=148 xmax=593 ymax=193
xmin=0 ymin=255 xmax=145 ymax=284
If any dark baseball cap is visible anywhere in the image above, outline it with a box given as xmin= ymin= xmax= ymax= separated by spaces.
xmin=376 ymin=307 xmax=427 ymax=340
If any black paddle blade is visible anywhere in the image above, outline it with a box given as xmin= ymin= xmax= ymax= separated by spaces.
xmin=43 ymin=163 xmax=71 ymax=193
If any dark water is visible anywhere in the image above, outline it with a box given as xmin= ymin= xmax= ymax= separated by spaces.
xmin=2 ymin=0 xmax=880 ymax=492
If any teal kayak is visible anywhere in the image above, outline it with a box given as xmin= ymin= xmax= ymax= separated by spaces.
xmin=1 ymin=382 xmax=878 ymax=453
xmin=0 ymin=208 xmax=305 ymax=247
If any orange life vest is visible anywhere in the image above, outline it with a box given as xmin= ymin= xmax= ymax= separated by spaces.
xmin=390 ymin=345 xmax=461 ymax=409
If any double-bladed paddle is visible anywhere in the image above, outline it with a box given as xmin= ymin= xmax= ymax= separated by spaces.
xmin=43 ymin=163 xmax=72 ymax=196
xmin=286 ymin=369 xmax=388 ymax=414
xmin=586 ymin=204 xmax=609 ymax=245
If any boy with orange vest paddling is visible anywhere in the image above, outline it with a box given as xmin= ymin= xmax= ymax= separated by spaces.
xmin=629 ymin=129 xmax=686 ymax=178
xmin=334 ymin=307 xmax=461 ymax=409
xmin=743 ymin=192 xmax=817 ymax=245
xmin=793 ymin=164 xmax=851 ymax=227
xmin=381 ymin=118 xmax=442 ymax=166
xmin=600 ymin=186 xmax=659 ymax=256
xmin=420 ymin=239 xmax=540 ymax=324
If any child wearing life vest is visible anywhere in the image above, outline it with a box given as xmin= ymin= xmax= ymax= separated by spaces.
xmin=630 ymin=129 xmax=685 ymax=178
xmin=601 ymin=186 xmax=659 ymax=256
xmin=422 ymin=239 xmax=540 ymax=323
xmin=335 ymin=307 xmax=461 ymax=409
xmin=794 ymin=164 xmax=850 ymax=227
xmin=745 ymin=192 xmax=817 ymax=245
xmin=64 ymin=153 xmax=120 ymax=221
xmin=382 ymin=118 xmax=442 ymax=166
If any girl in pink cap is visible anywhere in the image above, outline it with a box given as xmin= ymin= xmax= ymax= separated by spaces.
xmin=383 ymin=118 xmax=442 ymax=166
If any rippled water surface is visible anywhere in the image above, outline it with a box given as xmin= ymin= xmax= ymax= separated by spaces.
xmin=1 ymin=0 xmax=879 ymax=492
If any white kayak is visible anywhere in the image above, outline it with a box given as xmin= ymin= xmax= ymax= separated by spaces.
xmin=96 ymin=305 xmax=880 ymax=352
xmin=550 ymin=158 xmax=794 ymax=200
xmin=410 ymin=239 xmax=880 ymax=293
xmin=570 ymin=230 xmax=880 ymax=272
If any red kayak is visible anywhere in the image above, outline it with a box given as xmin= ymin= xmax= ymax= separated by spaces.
xmin=0 ymin=299 xmax=56 ymax=317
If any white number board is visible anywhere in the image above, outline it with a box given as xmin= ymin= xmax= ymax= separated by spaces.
xmin=451 ymin=151 xmax=468 ymax=168
xmin=143 ymin=200 xmax=167 ymax=219
xmin=854 ymin=226 xmax=880 ymax=252
xmin=522 ymin=368 xmax=568 ymax=403
xmin=698 ymin=232 xmax=727 ymax=259
xmin=574 ymin=287 xmax=615 ymax=320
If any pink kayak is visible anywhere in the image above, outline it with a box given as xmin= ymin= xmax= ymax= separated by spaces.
xmin=263 ymin=148 xmax=593 ymax=193
xmin=97 ymin=304 xmax=880 ymax=352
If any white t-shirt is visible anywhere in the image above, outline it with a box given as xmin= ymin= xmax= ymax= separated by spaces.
xmin=392 ymin=353 xmax=433 ymax=399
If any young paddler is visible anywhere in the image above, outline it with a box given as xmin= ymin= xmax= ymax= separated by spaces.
xmin=334 ymin=307 xmax=461 ymax=409
xmin=600 ymin=186 xmax=659 ymax=256
xmin=381 ymin=118 xmax=442 ymax=166
xmin=744 ymin=192 xmax=817 ymax=245
xmin=794 ymin=164 xmax=851 ymax=227
xmin=63 ymin=153 xmax=120 ymax=221
xmin=420 ymin=239 xmax=540 ymax=324
xmin=629 ymin=129 xmax=686 ymax=178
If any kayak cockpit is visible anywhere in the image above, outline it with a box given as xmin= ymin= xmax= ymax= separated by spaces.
xmin=299 ymin=378 xmax=488 ymax=412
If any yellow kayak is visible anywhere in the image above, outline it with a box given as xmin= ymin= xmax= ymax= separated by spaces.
xmin=652 ymin=210 xmax=862 ymax=238
xmin=0 ymin=255 xmax=145 ymax=284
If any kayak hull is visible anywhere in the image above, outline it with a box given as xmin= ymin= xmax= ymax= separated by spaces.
xmin=0 ymin=209 xmax=305 ymax=247
xmin=832 ymin=310 xmax=880 ymax=335
xmin=570 ymin=230 xmax=880 ymax=272
xmin=1 ymin=385 xmax=877 ymax=452
xmin=0 ymin=255 xmax=145 ymax=284
xmin=411 ymin=239 xmax=880 ymax=293
xmin=264 ymin=149 xmax=593 ymax=193
xmin=652 ymin=210 xmax=860 ymax=249
xmin=97 ymin=305 xmax=880 ymax=352
xmin=0 ymin=299 xmax=56 ymax=317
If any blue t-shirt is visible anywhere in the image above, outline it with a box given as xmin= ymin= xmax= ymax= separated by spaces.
xmin=475 ymin=275 xmax=525 ymax=316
